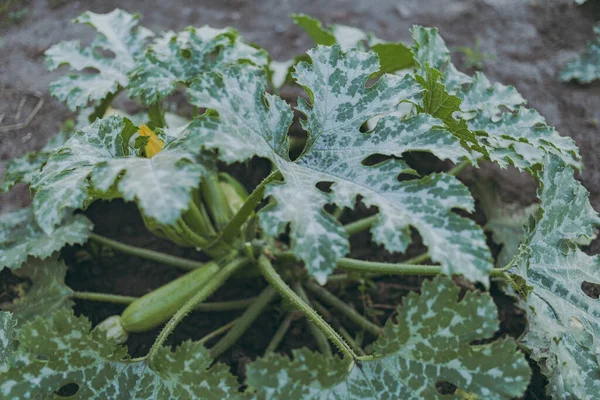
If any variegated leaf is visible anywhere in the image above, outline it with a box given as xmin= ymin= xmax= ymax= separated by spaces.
xmin=1 ymin=256 xmax=73 ymax=324
xmin=45 ymin=9 xmax=153 ymax=111
xmin=32 ymin=116 xmax=210 ymax=234
xmin=246 ymin=276 xmax=530 ymax=399
xmin=0 ymin=207 xmax=92 ymax=269
xmin=411 ymin=26 xmax=581 ymax=170
xmin=559 ymin=25 xmax=600 ymax=83
xmin=0 ymin=312 xmax=16 ymax=369
xmin=182 ymin=45 xmax=491 ymax=284
xmin=0 ymin=309 xmax=244 ymax=399
xmin=513 ymin=155 xmax=600 ymax=399
xmin=128 ymin=26 xmax=268 ymax=105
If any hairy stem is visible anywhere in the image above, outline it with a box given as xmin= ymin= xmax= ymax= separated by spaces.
xmin=257 ymin=255 xmax=357 ymax=360
xmin=305 ymin=281 xmax=381 ymax=337
xmin=264 ymin=312 xmax=296 ymax=356
xmin=89 ymin=232 xmax=206 ymax=271
xmin=147 ymin=257 xmax=248 ymax=365
xmin=199 ymin=318 xmax=238 ymax=345
xmin=210 ymin=286 xmax=278 ymax=359
xmin=336 ymin=323 xmax=366 ymax=356
xmin=293 ymin=282 xmax=332 ymax=357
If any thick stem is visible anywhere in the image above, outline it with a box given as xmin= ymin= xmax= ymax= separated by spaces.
xmin=89 ymin=89 xmax=120 ymax=122
xmin=257 ymin=255 xmax=357 ymax=360
xmin=447 ymin=159 xmax=472 ymax=176
xmin=264 ymin=312 xmax=296 ymax=356
xmin=198 ymin=318 xmax=238 ymax=345
xmin=148 ymin=102 xmax=166 ymax=129
xmin=201 ymin=175 xmax=232 ymax=231
xmin=210 ymin=286 xmax=278 ymax=359
xmin=89 ymin=232 xmax=205 ymax=271
xmin=344 ymin=215 xmax=378 ymax=236
xmin=211 ymin=171 xmax=282 ymax=246
xmin=147 ymin=257 xmax=248 ymax=365
xmin=72 ymin=291 xmax=135 ymax=305
xmin=293 ymin=282 xmax=332 ymax=357
xmin=337 ymin=257 xmax=441 ymax=276
xmin=337 ymin=323 xmax=365 ymax=356
xmin=305 ymin=281 xmax=381 ymax=337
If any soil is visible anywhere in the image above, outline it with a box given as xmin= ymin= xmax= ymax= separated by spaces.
xmin=1 ymin=0 xmax=600 ymax=398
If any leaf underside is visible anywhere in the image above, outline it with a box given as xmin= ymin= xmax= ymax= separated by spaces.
xmin=246 ymin=276 xmax=530 ymax=399
xmin=559 ymin=25 xmax=600 ymax=83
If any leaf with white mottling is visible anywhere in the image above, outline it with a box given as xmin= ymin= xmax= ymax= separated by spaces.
xmin=183 ymin=45 xmax=490 ymax=283
xmin=1 ymin=256 xmax=73 ymax=324
xmin=0 ymin=309 xmax=245 ymax=399
xmin=45 ymin=9 xmax=153 ymax=111
xmin=32 ymin=116 xmax=211 ymax=234
xmin=128 ymin=26 xmax=268 ymax=105
xmin=0 ymin=207 xmax=92 ymax=270
xmin=512 ymin=155 xmax=600 ymax=399
xmin=0 ymin=312 xmax=16 ymax=369
xmin=560 ymin=25 xmax=600 ymax=83
xmin=246 ymin=276 xmax=530 ymax=399
xmin=411 ymin=26 xmax=581 ymax=170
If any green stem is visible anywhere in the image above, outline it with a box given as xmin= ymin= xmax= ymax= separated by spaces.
xmin=89 ymin=89 xmax=120 ymax=123
xmin=89 ymin=232 xmax=205 ymax=271
xmin=211 ymin=171 xmax=283 ymax=246
xmin=183 ymin=198 xmax=216 ymax=238
xmin=344 ymin=215 xmax=378 ymax=236
xmin=257 ymin=255 xmax=357 ymax=360
xmin=147 ymin=257 xmax=248 ymax=365
xmin=199 ymin=318 xmax=238 ymax=345
xmin=201 ymin=175 xmax=232 ymax=231
xmin=337 ymin=258 xmax=441 ymax=276
xmin=336 ymin=323 xmax=365 ymax=356
xmin=72 ymin=291 xmax=135 ymax=305
xmin=304 ymin=281 xmax=381 ymax=337
xmin=148 ymin=102 xmax=166 ymax=129
xmin=210 ymin=286 xmax=278 ymax=359
xmin=264 ymin=312 xmax=296 ymax=356
xmin=447 ymin=159 xmax=472 ymax=176
xmin=71 ymin=289 xmax=256 ymax=312
xmin=332 ymin=206 xmax=344 ymax=220
xmin=293 ymin=282 xmax=332 ymax=357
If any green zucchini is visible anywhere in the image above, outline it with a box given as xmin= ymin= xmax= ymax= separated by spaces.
xmin=121 ymin=261 xmax=220 ymax=332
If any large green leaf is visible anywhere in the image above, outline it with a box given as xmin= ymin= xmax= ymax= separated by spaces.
xmin=0 ymin=309 xmax=244 ymax=399
xmin=0 ymin=312 xmax=16 ymax=369
xmin=45 ymin=9 xmax=153 ymax=111
xmin=512 ymin=155 xmax=600 ymax=399
xmin=412 ymin=26 xmax=581 ymax=170
xmin=560 ymin=25 xmax=600 ymax=83
xmin=31 ymin=116 xmax=210 ymax=234
xmin=246 ymin=276 xmax=530 ymax=399
xmin=1 ymin=256 xmax=73 ymax=324
xmin=182 ymin=45 xmax=492 ymax=284
xmin=0 ymin=207 xmax=92 ymax=270
xmin=128 ymin=26 xmax=268 ymax=105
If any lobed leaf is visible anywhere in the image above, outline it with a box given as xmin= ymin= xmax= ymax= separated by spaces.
xmin=512 ymin=155 xmax=600 ymax=399
xmin=0 ymin=309 xmax=244 ymax=399
xmin=1 ymin=256 xmax=73 ymax=324
xmin=411 ymin=26 xmax=581 ymax=171
xmin=0 ymin=207 xmax=92 ymax=270
xmin=45 ymin=9 xmax=153 ymax=111
xmin=559 ymin=25 xmax=600 ymax=83
xmin=32 ymin=116 xmax=212 ymax=234
xmin=246 ymin=276 xmax=530 ymax=399
xmin=128 ymin=26 xmax=268 ymax=105
xmin=182 ymin=45 xmax=492 ymax=284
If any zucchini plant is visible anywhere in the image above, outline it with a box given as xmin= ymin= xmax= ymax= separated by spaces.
xmin=0 ymin=9 xmax=597 ymax=399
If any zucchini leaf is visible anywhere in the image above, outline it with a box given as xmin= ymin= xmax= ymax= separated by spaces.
xmin=412 ymin=26 xmax=581 ymax=171
xmin=45 ymin=9 xmax=153 ymax=111
xmin=1 ymin=256 xmax=73 ymax=324
xmin=559 ymin=25 xmax=600 ymax=84
xmin=512 ymin=155 xmax=600 ymax=399
xmin=0 ymin=309 xmax=244 ymax=399
xmin=128 ymin=26 xmax=268 ymax=105
xmin=0 ymin=207 xmax=92 ymax=270
xmin=31 ymin=116 xmax=212 ymax=234
xmin=0 ymin=312 xmax=16 ymax=369
xmin=246 ymin=276 xmax=530 ymax=399
xmin=183 ymin=45 xmax=493 ymax=284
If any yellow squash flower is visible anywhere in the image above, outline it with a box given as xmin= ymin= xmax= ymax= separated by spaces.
xmin=138 ymin=124 xmax=164 ymax=158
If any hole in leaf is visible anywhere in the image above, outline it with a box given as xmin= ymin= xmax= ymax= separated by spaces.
xmin=582 ymin=281 xmax=600 ymax=299
xmin=56 ymin=383 xmax=79 ymax=397
xmin=181 ymin=48 xmax=192 ymax=59
xmin=316 ymin=181 xmax=333 ymax=193
xmin=435 ymin=381 xmax=457 ymax=395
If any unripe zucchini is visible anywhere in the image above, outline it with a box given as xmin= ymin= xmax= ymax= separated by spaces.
xmin=121 ymin=261 xmax=220 ymax=332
